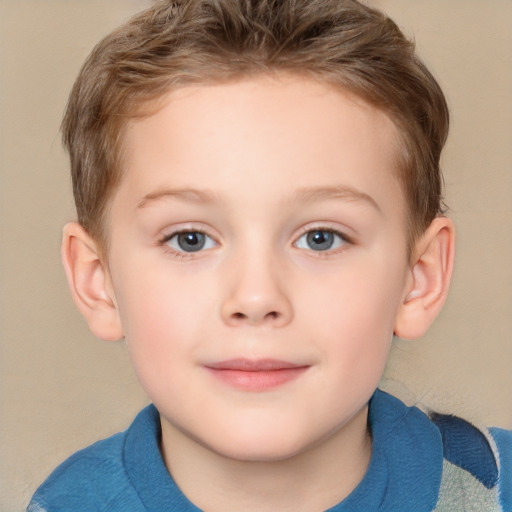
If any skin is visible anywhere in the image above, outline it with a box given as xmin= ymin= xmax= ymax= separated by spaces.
xmin=63 ymin=75 xmax=455 ymax=511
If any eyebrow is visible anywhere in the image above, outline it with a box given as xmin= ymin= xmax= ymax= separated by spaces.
xmin=137 ymin=188 xmax=220 ymax=209
xmin=137 ymin=184 xmax=381 ymax=213
xmin=290 ymin=185 xmax=382 ymax=214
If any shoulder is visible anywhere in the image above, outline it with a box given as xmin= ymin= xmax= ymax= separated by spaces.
xmin=27 ymin=406 xmax=157 ymax=512
xmin=27 ymin=433 xmax=140 ymax=512
xmin=366 ymin=390 xmax=511 ymax=511
xmin=429 ymin=411 xmax=511 ymax=512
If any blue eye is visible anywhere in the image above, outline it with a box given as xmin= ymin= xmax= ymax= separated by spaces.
xmin=165 ymin=231 xmax=217 ymax=253
xmin=295 ymin=229 xmax=346 ymax=252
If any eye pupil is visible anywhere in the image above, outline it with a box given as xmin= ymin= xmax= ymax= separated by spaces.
xmin=307 ymin=230 xmax=334 ymax=251
xmin=177 ymin=232 xmax=205 ymax=252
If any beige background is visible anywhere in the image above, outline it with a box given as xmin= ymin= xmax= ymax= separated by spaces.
xmin=1 ymin=1 xmax=511 ymax=510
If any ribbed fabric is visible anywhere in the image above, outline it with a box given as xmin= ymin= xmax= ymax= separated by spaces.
xmin=27 ymin=390 xmax=511 ymax=512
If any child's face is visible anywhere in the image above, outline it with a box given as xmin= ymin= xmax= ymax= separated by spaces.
xmin=106 ymin=76 xmax=412 ymax=461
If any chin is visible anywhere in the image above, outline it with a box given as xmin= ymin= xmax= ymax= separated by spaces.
xmin=204 ymin=431 xmax=314 ymax=463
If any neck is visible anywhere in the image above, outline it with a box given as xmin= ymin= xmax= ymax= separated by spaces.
xmin=160 ymin=406 xmax=371 ymax=512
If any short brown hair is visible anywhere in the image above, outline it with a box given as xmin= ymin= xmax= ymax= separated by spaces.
xmin=62 ymin=0 xmax=449 ymax=253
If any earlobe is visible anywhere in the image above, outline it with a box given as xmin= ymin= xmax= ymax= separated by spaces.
xmin=394 ymin=217 xmax=455 ymax=340
xmin=61 ymin=222 xmax=124 ymax=341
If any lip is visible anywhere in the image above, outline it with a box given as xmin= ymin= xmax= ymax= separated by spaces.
xmin=204 ymin=358 xmax=310 ymax=391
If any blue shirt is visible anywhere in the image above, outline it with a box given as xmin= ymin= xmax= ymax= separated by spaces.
xmin=27 ymin=390 xmax=512 ymax=511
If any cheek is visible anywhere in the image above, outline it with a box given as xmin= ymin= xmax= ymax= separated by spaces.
xmin=114 ymin=269 xmax=209 ymax=375
xmin=305 ymin=257 xmax=405 ymax=365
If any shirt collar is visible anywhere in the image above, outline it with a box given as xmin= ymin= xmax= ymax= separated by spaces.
xmin=124 ymin=389 xmax=443 ymax=511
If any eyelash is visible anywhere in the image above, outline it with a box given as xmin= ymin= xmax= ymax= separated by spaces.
xmin=156 ymin=225 xmax=353 ymax=260
xmin=157 ymin=228 xmax=217 ymax=260
xmin=294 ymin=226 xmax=352 ymax=255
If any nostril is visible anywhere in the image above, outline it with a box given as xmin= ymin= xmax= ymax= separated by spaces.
xmin=230 ymin=311 xmax=280 ymax=322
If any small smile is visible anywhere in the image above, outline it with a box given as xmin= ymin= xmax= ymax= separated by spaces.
xmin=204 ymin=358 xmax=310 ymax=391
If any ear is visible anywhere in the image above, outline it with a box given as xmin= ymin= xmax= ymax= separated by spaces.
xmin=61 ymin=222 xmax=124 ymax=341
xmin=394 ymin=217 xmax=455 ymax=340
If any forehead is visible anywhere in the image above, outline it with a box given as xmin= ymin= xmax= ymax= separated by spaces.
xmin=116 ymin=76 xmax=405 ymax=219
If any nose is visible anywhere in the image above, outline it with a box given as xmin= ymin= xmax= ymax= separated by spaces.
xmin=220 ymin=248 xmax=293 ymax=328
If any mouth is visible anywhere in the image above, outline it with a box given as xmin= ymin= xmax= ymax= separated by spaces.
xmin=204 ymin=358 xmax=310 ymax=391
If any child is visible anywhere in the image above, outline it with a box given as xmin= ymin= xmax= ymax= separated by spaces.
xmin=28 ymin=0 xmax=511 ymax=510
